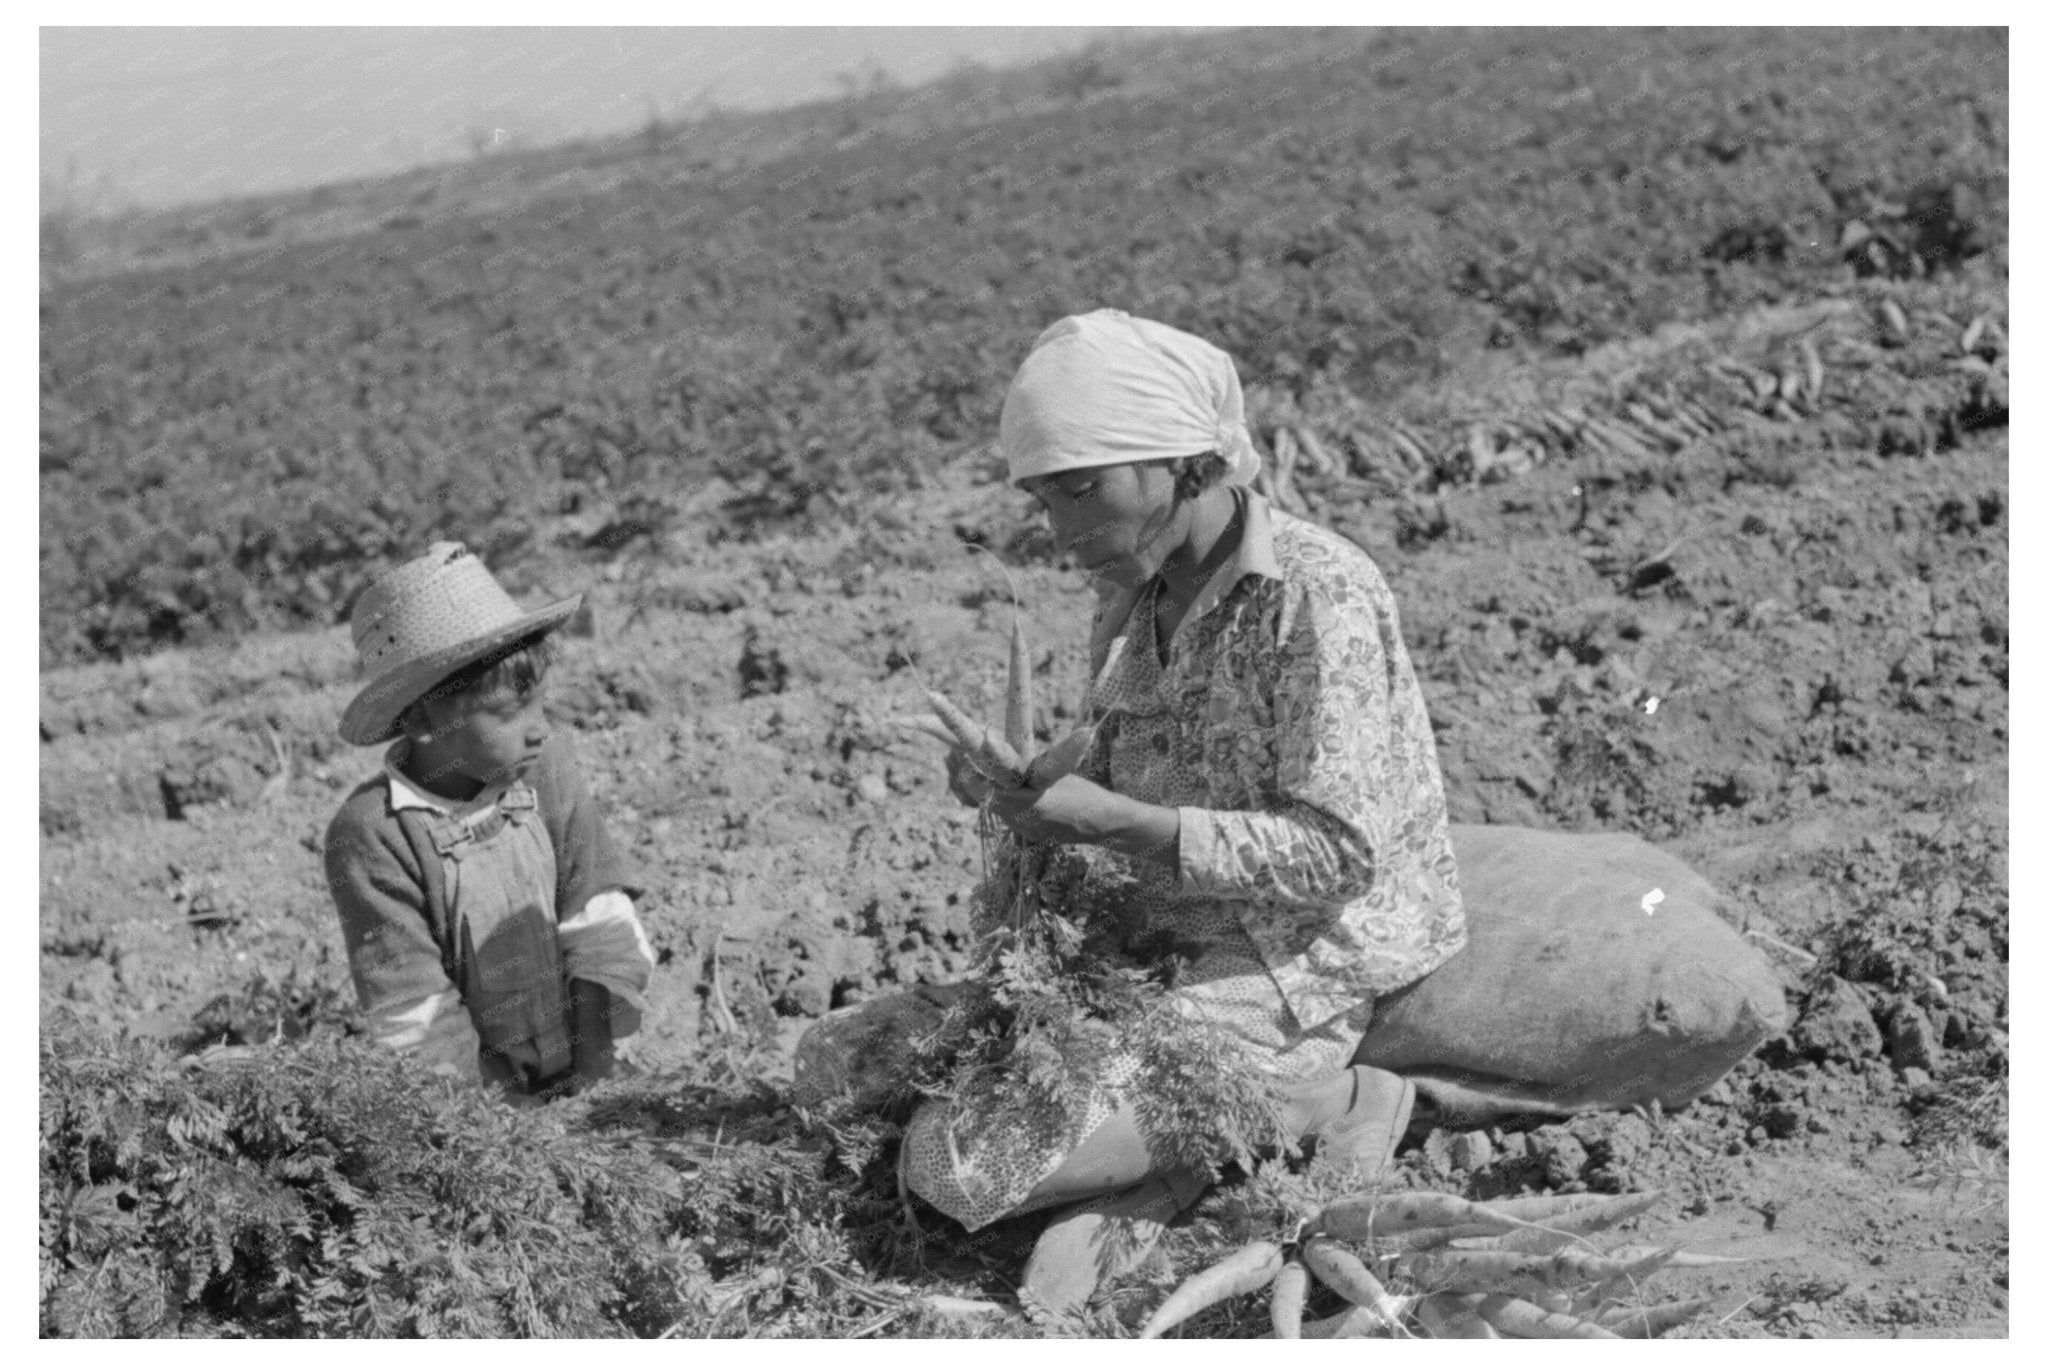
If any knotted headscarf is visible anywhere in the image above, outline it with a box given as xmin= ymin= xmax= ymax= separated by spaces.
xmin=998 ymin=309 xmax=1262 ymax=489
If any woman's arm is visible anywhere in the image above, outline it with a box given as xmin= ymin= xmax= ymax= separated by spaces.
xmin=989 ymin=580 xmax=1394 ymax=903
xmin=989 ymin=776 xmax=1182 ymax=869
xmin=1174 ymin=582 xmax=1392 ymax=907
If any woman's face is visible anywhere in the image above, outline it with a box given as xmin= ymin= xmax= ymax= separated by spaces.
xmin=1021 ymin=461 xmax=1183 ymax=587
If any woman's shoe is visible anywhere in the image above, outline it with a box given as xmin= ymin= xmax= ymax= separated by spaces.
xmin=1310 ymin=1066 xmax=1416 ymax=1182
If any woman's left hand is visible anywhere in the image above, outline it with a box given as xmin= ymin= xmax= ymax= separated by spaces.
xmin=988 ymin=773 xmax=1119 ymax=844
xmin=988 ymin=775 xmax=1181 ymax=869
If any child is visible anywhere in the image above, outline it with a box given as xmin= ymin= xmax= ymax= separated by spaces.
xmin=324 ymin=541 xmax=653 ymax=1101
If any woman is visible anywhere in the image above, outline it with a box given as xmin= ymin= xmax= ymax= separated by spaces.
xmin=905 ymin=310 xmax=1467 ymax=1308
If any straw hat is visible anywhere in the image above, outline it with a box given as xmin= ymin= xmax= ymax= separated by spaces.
xmin=339 ymin=542 xmax=581 ymax=746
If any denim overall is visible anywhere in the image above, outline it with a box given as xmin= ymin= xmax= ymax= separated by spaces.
xmin=419 ymin=783 xmax=576 ymax=1093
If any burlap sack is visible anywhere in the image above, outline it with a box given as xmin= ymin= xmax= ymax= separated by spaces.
xmin=791 ymin=988 xmax=949 ymax=1111
xmin=1351 ymin=823 xmax=1790 ymax=1123
xmin=791 ymin=981 xmax=990 ymax=1111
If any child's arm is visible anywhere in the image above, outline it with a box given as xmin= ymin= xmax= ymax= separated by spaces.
xmin=529 ymin=733 xmax=654 ymax=1080
xmin=530 ymin=731 xmax=644 ymax=921
xmin=558 ymin=889 xmax=653 ymax=1079
xmin=568 ymin=979 xmax=617 ymax=1084
xmin=324 ymin=797 xmax=482 ymax=1081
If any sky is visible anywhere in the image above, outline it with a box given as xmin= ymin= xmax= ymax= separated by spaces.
xmin=39 ymin=26 xmax=1122 ymax=213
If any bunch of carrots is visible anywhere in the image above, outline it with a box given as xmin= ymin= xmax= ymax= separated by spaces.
xmin=898 ymin=550 xmax=1097 ymax=799
xmin=897 ymin=555 xmax=1095 ymax=956
xmin=1141 ymin=1189 xmax=1740 ymax=1340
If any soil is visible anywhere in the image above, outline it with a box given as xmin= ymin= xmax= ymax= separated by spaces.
xmin=39 ymin=405 xmax=2007 ymax=1336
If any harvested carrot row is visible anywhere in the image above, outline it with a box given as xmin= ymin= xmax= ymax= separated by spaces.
xmin=1468 ymin=1292 xmax=1621 ymax=1339
xmin=1302 ymin=1239 xmax=1410 ymax=1334
xmin=1313 ymin=1191 xmax=1551 ymax=1241
xmin=1268 ymin=1258 xmax=1309 ymax=1339
xmin=1139 ymin=1240 xmax=1282 ymax=1338
xmin=1595 ymin=1295 xmax=1715 ymax=1338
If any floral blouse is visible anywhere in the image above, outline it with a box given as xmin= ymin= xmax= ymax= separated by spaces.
xmin=1081 ymin=488 xmax=1466 ymax=1032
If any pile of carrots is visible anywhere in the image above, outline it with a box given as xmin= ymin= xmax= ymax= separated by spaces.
xmin=1141 ymin=1190 xmax=1738 ymax=1340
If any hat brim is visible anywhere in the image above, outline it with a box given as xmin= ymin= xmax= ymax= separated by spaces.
xmin=339 ymin=596 xmax=582 ymax=746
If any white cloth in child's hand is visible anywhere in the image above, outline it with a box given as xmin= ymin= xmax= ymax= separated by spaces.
xmin=558 ymin=890 xmax=654 ymax=1036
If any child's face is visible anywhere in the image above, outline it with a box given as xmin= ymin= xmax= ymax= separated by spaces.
xmin=408 ymin=678 xmax=552 ymax=797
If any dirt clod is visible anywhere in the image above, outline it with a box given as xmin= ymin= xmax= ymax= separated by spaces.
xmin=1887 ymin=1002 xmax=1943 ymax=1073
xmin=1792 ymin=976 xmax=1884 ymax=1063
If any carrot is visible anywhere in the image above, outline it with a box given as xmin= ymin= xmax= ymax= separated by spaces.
xmin=895 ymin=715 xmax=966 ymax=747
xmin=1268 ymin=1258 xmax=1309 ymax=1339
xmin=1313 ymin=1191 xmax=1551 ymax=1241
xmin=1596 ymin=1295 xmax=1715 ymax=1338
xmin=1402 ymin=1249 xmax=1576 ymax=1296
xmin=1960 ymin=314 xmax=1987 ymax=355
xmin=1484 ymin=1191 xmax=1625 ymax=1221
xmin=1577 ymin=1246 xmax=1678 ymax=1306
xmin=1025 ymin=723 xmax=1095 ymax=788
xmin=1491 ymin=1189 xmax=1664 ymax=1252
xmin=1005 ymin=608 xmax=1035 ymax=764
xmin=1404 ymin=1246 xmax=1672 ymax=1298
xmin=1302 ymin=1238 xmax=1410 ymax=1334
xmin=1532 ymin=1188 xmax=1662 ymax=1232
xmin=1299 ymin=1306 xmax=1371 ymax=1339
xmin=1469 ymin=1293 xmax=1621 ymax=1339
xmin=1365 ymin=1221 xmax=1507 ymax=1254
xmin=1138 ymin=1240 xmax=1282 ymax=1338
xmin=1603 ymin=1243 xmax=1747 ymax=1267
xmin=1414 ymin=1292 xmax=1499 ymax=1339
xmin=964 ymin=542 xmax=1035 ymax=765
xmin=1256 ymin=1305 xmax=1374 ymax=1340
xmin=922 ymin=686 xmax=1027 ymax=787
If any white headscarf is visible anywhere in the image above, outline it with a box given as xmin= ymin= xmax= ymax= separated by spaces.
xmin=998 ymin=309 xmax=1262 ymax=489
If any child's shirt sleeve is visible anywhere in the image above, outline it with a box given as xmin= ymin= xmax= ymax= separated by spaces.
xmin=529 ymin=733 xmax=654 ymax=1034
xmin=324 ymin=789 xmax=482 ymax=1079
xmin=558 ymin=891 xmax=653 ymax=1035
xmin=529 ymin=730 xmax=644 ymax=912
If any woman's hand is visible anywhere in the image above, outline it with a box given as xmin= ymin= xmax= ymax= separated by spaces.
xmin=988 ymin=774 xmax=1181 ymax=871
xmin=944 ymin=746 xmax=995 ymax=807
